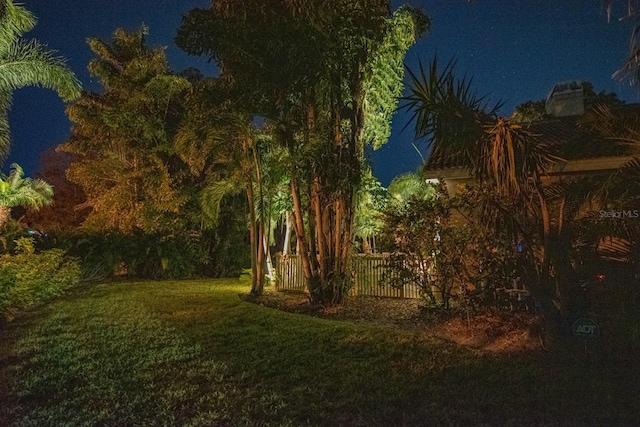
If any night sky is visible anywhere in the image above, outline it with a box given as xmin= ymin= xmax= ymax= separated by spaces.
xmin=7 ymin=0 xmax=639 ymax=186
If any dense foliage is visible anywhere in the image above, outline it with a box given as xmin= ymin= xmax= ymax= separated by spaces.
xmin=60 ymin=27 xmax=194 ymax=232
xmin=51 ymin=195 xmax=250 ymax=281
xmin=0 ymin=237 xmax=80 ymax=322
xmin=56 ymin=27 xmax=253 ymax=280
xmin=381 ymin=183 xmax=522 ymax=309
xmin=177 ymin=1 xmax=428 ymax=303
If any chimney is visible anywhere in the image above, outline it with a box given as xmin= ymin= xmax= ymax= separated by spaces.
xmin=545 ymin=81 xmax=584 ymax=117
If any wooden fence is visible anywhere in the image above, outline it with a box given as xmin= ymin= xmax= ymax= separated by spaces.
xmin=276 ymin=254 xmax=421 ymax=299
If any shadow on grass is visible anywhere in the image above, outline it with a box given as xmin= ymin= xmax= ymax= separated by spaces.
xmin=1 ymin=279 xmax=639 ymax=426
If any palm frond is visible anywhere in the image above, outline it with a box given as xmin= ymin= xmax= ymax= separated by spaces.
xmin=481 ymin=118 xmax=558 ymax=196
xmin=201 ymin=178 xmax=244 ymax=225
xmin=0 ymin=1 xmax=35 ymax=54
xmin=0 ymin=40 xmax=81 ymax=101
xmin=387 ymin=172 xmax=434 ymax=203
xmin=0 ymin=162 xmax=53 ymax=210
xmin=402 ymin=56 xmax=501 ymax=169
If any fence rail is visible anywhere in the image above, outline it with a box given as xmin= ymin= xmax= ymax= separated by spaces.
xmin=276 ymin=254 xmax=421 ymax=299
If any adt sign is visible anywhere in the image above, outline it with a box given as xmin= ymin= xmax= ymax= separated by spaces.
xmin=573 ymin=318 xmax=600 ymax=341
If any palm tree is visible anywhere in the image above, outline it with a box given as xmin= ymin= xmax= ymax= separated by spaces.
xmin=0 ymin=163 xmax=53 ymax=228
xmin=175 ymin=78 xmax=270 ymax=296
xmin=0 ymin=1 xmax=81 ymax=159
xmin=387 ymin=171 xmax=436 ymax=204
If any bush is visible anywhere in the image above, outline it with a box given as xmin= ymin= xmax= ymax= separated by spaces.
xmin=54 ymin=229 xmax=249 ymax=281
xmin=0 ymin=219 xmax=30 ymax=255
xmin=0 ymin=237 xmax=81 ymax=322
xmin=52 ymin=230 xmax=206 ymax=281
xmin=380 ymin=184 xmax=521 ymax=310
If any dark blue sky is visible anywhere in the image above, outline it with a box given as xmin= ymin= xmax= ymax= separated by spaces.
xmin=7 ymin=0 xmax=639 ymax=186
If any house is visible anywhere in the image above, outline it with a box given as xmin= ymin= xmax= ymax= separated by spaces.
xmin=421 ymin=81 xmax=639 ymax=296
xmin=422 ymin=81 xmax=636 ymax=194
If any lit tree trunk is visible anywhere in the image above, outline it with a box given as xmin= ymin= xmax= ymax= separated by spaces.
xmin=282 ymin=212 xmax=292 ymax=256
xmin=246 ymin=138 xmax=266 ymax=296
xmin=264 ymin=233 xmax=275 ymax=284
xmin=362 ymin=238 xmax=372 ymax=254
xmin=539 ymin=191 xmax=552 ymax=299
xmin=290 ymin=178 xmax=314 ymax=285
xmin=0 ymin=206 xmax=11 ymax=228
xmin=246 ymin=181 xmax=260 ymax=294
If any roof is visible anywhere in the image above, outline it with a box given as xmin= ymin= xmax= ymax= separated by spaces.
xmin=423 ymin=104 xmax=640 ymax=176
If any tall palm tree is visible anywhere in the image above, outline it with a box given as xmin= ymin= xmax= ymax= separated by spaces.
xmin=175 ymin=79 xmax=270 ymax=295
xmin=0 ymin=163 xmax=53 ymax=228
xmin=0 ymin=0 xmax=81 ymax=158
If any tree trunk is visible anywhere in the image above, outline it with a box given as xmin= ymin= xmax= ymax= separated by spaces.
xmin=263 ymin=233 xmax=274 ymax=285
xmin=0 ymin=206 xmax=11 ymax=229
xmin=529 ymin=190 xmax=566 ymax=347
xmin=362 ymin=238 xmax=372 ymax=254
xmin=282 ymin=212 xmax=292 ymax=256
xmin=246 ymin=182 xmax=259 ymax=294
xmin=290 ymin=178 xmax=314 ymax=282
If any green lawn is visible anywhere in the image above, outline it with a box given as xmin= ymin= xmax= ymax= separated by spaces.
xmin=0 ymin=279 xmax=637 ymax=426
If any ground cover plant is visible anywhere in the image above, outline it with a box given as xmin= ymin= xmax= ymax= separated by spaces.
xmin=0 ymin=279 xmax=639 ymax=426
xmin=0 ymin=237 xmax=80 ymax=323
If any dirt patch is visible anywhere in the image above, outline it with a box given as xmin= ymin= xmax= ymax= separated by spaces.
xmin=247 ymin=289 xmax=544 ymax=353
xmin=435 ymin=311 xmax=545 ymax=353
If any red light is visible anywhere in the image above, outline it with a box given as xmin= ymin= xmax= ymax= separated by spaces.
xmin=597 ymin=273 xmax=605 ymax=281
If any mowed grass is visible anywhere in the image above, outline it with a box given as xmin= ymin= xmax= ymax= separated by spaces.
xmin=0 ymin=279 xmax=638 ymax=426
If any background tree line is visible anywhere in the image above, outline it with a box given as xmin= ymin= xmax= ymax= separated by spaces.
xmin=14 ymin=1 xmax=427 ymax=293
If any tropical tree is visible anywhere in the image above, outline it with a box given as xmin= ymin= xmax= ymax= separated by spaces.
xmin=0 ymin=0 xmax=80 ymax=159
xmin=59 ymin=27 xmax=193 ymax=233
xmin=353 ymin=171 xmax=387 ymax=253
xmin=174 ymin=76 xmax=271 ymax=294
xmin=0 ymin=163 xmax=52 ymax=228
xmin=403 ymin=58 xmax=582 ymax=332
xmin=387 ymin=171 xmax=436 ymax=205
xmin=177 ymin=0 xmax=428 ymax=303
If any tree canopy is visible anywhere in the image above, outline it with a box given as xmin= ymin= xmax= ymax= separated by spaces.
xmin=60 ymin=27 xmax=192 ymax=232
xmin=177 ymin=0 xmax=428 ymax=302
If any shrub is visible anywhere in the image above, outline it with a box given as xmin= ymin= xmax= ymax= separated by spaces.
xmin=55 ymin=229 xmax=248 ymax=281
xmin=0 ymin=219 xmax=30 ymax=255
xmin=0 ymin=237 xmax=81 ymax=322
xmin=380 ymin=184 xmax=521 ymax=310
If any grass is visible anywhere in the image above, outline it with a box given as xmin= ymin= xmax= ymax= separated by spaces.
xmin=0 ymin=279 xmax=638 ymax=426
